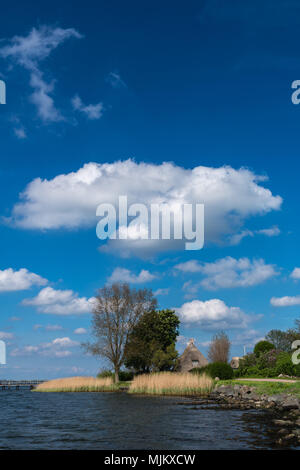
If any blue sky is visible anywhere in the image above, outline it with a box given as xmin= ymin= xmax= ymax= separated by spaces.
xmin=1 ymin=0 xmax=300 ymax=379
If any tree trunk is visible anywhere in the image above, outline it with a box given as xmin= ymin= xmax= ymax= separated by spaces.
xmin=114 ymin=367 xmax=119 ymax=383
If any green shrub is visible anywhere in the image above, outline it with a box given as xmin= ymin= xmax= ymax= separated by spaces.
xmin=97 ymin=369 xmax=134 ymax=381
xmin=190 ymin=363 xmax=233 ymax=379
xmin=293 ymin=363 xmax=300 ymax=377
xmin=189 ymin=366 xmax=209 ymax=375
xmin=275 ymin=352 xmax=294 ymax=376
xmin=97 ymin=370 xmax=114 ymax=378
xmin=119 ymin=370 xmax=134 ymax=381
xmin=256 ymin=349 xmax=281 ymax=369
xmin=207 ymin=362 xmax=233 ymax=380
xmin=254 ymin=340 xmax=275 ymax=357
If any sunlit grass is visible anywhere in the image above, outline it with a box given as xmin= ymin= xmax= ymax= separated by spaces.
xmin=216 ymin=379 xmax=300 ymax=397
xmin=34 ymin=376 xmax=118 ymax=392
xmin=129 ymin=372 xmax=213 ymax=396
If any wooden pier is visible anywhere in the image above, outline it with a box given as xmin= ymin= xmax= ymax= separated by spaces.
xmin=0 ymin=380 xmax=45 ymax=390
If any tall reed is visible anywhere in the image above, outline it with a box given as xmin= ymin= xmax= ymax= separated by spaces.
xmin=35 ymin=376 xmax=117 ymax=392
xmin=129 ymin=372 xmax=213 ymax=396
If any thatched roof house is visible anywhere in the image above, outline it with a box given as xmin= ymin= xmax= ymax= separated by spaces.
xmin=179 ymin=339 xmax=208 ymax=372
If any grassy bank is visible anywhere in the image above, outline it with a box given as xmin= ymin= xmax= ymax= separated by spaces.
xmin=129 ymin=372 xmax=213 ymax=396
xmin=217 ymin=379 xmax=300 ymax=398
xmin=34 ymin=376 xmax=118 ymax=392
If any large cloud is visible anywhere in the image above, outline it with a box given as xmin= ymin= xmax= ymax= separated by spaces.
xmin=176 ymin=299 xmax=256 ymax=330
xmin=0 ymin=268 xmax=47 ymax=292
xmin=175 ymin=256 xmax=278 ymax=290
xmin=7 ymin=160 xmax=282 ymax=256
xmin=22 ymin=286 xmax=95 ymax=315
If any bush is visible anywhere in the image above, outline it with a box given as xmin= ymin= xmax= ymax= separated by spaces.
xmin=190 ymin=366 xmax=209 ymax=376
xmin=119 ymin=370 xmax=134 ymax=381
xmin=190 ymin=363 xmax=233 ymax=380
xmin=254 ymin=340 xmax=275 ymax=357
xmin=275 ymin=352 xmax=294 ymax=376
xmin=97 ymin=370 xmax=114 ymax=378
xmin=293 ymin=363 xmax=300 ymax=377
xmin=97 ymin=369 xmax=134 ymax=381
xmin=207 ymin=362 xmax=233 ymax=380
xmin=256 ymin=349 xmax=281 ymax=369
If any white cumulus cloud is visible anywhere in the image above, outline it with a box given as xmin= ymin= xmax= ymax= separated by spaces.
xmin=291 ymin=268 xmax=300 ymax=280
xmin=270 ymin=295 xmax=300 ymax=307
xmin=7 ymin=160 xmax=282 ymax=257
xmin=74 ymin=327 xmax=87 ymax=335
xmin=0 ymin=268 xmax=47 ymax=292
xmin=175 ymin=256 xmax=278 ymax=290
xmin=22 ymin=286 xmax=95 ymax=315
xmin=176 ymin=299 xmax=255 ymax=330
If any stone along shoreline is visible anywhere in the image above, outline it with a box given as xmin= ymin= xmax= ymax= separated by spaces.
xmin=210 ymin=384 xmax=300 ymax=446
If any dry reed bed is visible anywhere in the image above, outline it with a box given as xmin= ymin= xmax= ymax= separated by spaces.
xmin=35 ymin=376 xmax=117 ymax=392
xmin=129 ymin=372 xmax=213 ymax=396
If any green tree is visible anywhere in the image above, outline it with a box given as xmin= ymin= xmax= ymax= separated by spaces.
xmin=265 ymin=329 xmax=300 ymax=352
xmin=254 ymin=340 xmax=274 ymax=356
xmin=124 ymin=309 xmax=180 ymax=373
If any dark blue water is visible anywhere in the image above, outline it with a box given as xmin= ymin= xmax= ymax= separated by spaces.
xmin=0 ymin=390 xmax=296 ymax=449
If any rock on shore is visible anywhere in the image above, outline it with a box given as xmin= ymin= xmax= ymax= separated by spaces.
xmin=210 ymin=384 xmax=300 ymax=446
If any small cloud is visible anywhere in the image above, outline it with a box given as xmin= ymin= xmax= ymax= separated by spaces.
xmin=11 ymin=336 xmax=78 ymax=358
xmin=257 ymin=226 xmax=280 ymax=237
xmin=22 ymin=286 xmax=95 ymax=315
xmin=45 ymin=324 xmax=63 ymax=331
xmin=71 ymin=94 xmax=104 ymax=120
xmin=154 ymin=288 xmax=169 ymax=296
xmin=291 ymin=268 xmax=300 ymax=280
xmin=229 ymin=226 xmax=280 ymax=245
xmin=0 ymin=267 xmax=47 ymax=292
xmin=74 ymin=327 xmax=87 ymax=335
xmin=107 ymin=267 xmax=156 ymax=284
xmin=14 ymin=127 xmax=27 ymax=139
xmin=0 ymin=331 xmax=14 ymax=340
xmin=106 ymin=71 xmax=127 ymax=89
xmin=271 ymin=295 xmax=300 ymax=307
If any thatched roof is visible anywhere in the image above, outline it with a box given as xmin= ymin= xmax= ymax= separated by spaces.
xmin=179 ymin=339 xmax=208 ymax=372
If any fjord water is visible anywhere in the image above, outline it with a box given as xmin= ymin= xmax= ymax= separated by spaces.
xmin=0 ymin=390 xmax=297 ymax=450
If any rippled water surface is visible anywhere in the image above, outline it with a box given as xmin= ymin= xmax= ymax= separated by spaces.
xmin=0 ymin=390 xmax=298 ymax=449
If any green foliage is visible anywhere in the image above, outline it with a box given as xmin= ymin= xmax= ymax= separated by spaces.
xmin=191 ymin=362 xmax=233 ymax=380
xmin=97 ymin=369 xmax=134 ymax=381
xmin=124 ymin=309 xmax=180 ymax=373
xmin=275 ymin=351 xmax=295 ymax=376
xmin=152 ymin=344 xmax=179 ymax=372
xmin=97 ymin=369 xmax=114 ymax=378
xmin=190 ymin=366 xmax=209 ymax=376
xmin=208 ymin=362 xmax=233 ymax=380
xmin=118 ymin=370 xmax=134 ymax=381
xmin=293 ymin=363 xmax=300 ymax=377
xmin=254 ymin=340 xmax=275 ymax=357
